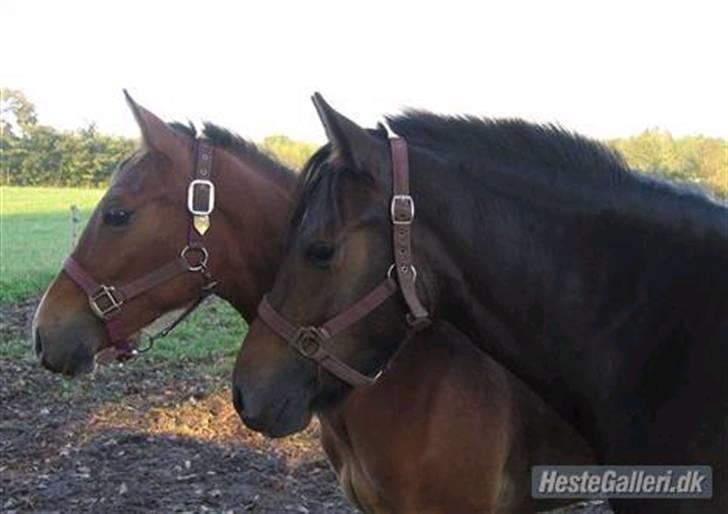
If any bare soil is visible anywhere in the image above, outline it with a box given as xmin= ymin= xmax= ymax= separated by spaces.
xmin=1 ymin=299 xmax=609 ymax=514
xmin=1 ymin=298 xmax=354 ymax=513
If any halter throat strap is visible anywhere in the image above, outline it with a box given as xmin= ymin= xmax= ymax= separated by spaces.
xmin=256 ymin=134 xmax=430 ymax=387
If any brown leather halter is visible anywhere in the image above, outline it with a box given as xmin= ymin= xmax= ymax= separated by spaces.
xmin=63 ymin=142 xmax=218 ymax=360
xmin=257 ymin=133 xmax=430 ymax=387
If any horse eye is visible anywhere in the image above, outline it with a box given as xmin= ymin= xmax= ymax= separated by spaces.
xmin=103 ymin=208 xmax=132 ymax=226
xmin=305 ymin=241 xmax=335 ymax=266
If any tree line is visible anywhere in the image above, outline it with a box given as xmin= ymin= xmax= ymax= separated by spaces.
xmin=1 ymin=89 xmax=137 ymax=187
xmin=610 ymin=130 xmax=725 ymax=196
xmin=1 ymin=89 xmax=725 ymax=196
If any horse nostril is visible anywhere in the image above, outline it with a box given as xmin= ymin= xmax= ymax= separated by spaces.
xmin=34 ymin=330 xmax=44 ymax=357
xmin=232 ymin=385 xmax=245 ymax=415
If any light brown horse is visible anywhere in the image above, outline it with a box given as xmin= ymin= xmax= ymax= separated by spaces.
xmin=33 ymin=94 xmax=291 ymax=373
xmin=33 ymin=95 xmax=595 ymax=513
xmin=318 ymin=326 xmax=596 ymax=513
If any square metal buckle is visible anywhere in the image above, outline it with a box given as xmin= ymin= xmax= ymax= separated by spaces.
xmin=187 ymin=179 xmax=216 ymax=216
xmin=390 ymin=194 xmax=414 ymax=225
xmin=89 ymin=285 xmax=124 ymax=319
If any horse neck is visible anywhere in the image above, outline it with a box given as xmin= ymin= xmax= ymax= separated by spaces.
xmin=204 ymin=148 xmax=295 ymax=321
xmin=412 ymin=151 xmax=728 ymax=437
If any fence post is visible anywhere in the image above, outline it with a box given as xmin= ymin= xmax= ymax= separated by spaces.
xmin=70 ymin=205 xmax=81 ymax=249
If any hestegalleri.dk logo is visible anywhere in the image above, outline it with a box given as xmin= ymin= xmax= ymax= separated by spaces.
xmin=532 ymin=466 xmax=712 ymax=499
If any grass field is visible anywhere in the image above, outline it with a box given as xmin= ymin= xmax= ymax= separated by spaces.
xmin=1 ymin=186 xmax=105 ymax=301
xmin=0 ymin=186 xmax=246 ymax=367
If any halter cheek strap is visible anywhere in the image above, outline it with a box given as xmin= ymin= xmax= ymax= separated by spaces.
xmin=256 ymin=133 xmax=430 ymax=387
xmin=63 ymin=142 xmax=217 ymax=360
xmin=390 ymin=136 xmax=430 ymax=328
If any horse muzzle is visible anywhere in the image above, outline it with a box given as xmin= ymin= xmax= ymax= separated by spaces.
xmin=231 ymin=378 xmax=313 ymax=438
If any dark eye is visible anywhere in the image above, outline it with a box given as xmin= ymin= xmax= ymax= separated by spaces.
xmin=103 ymin=208 xmax=132 ymax=226
xmin=305 ymin=241 xmax=335 ymax=266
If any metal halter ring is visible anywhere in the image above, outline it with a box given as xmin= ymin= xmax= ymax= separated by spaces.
xmin=89 ymin=285 xmax=125 ymax=319
xmin=180 ymin=245 xmax=209 ymax=272
xmin=294 ymin=326 xmax=328 ymax=357
xmin=387 ymin=263 xmax=417 ymax=282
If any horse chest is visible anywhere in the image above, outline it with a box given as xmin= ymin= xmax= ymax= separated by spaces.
xmin=319 ymin=416 xmax=396 ymax=514
xmin=323 ymin=438 xmax=389 ymax=513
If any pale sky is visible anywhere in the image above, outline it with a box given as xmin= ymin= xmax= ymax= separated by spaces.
xmin=2 ymin=0 xmax=726 ymax=143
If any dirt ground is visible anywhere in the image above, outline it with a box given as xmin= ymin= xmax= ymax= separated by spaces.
xmin=1 ymin=299 xmax=610 ymax=514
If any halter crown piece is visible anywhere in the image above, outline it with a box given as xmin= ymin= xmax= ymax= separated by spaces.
xmin=256 ymin=130 xmax=431 ymax=387
xmin=63 ymin=142 xmax=218 ymax=360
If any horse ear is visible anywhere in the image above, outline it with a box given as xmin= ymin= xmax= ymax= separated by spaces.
xmin=311 ymin=93 xmax=386 ymax=177
xmin=123 ymin=90 xmax=191 ymax=158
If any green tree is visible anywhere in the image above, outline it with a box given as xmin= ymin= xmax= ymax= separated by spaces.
xmin=262 ymin=134 xmax=318 ymax=170
xmin=1 ymin=89 xmax=136 ymax=186
xmin=1 ymin=88 xmax=38 ymax=136
xmin=609 ymin=130 xmax=727 ymax=197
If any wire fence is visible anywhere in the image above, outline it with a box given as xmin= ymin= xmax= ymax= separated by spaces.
xmin=1 ymin=187 xmax=103 ymax=301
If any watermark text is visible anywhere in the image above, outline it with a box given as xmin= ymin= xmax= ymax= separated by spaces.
xmin=532 ymin=466 xmax=712 ymax=499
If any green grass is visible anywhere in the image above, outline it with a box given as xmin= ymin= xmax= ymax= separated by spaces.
xmin=0 ymin=337 xmax=31 ymax=359
xmin=146 ymin=298 xmax=248 ymax=368
xmin=0 ymin=297 xmax=246 ymax=372
xmin=0 ymin=186 xmax=247 ymax=365
xmin=1 ymin=186 xmax=105 ymax=301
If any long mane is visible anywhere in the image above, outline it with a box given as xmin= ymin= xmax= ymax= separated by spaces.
xmin=293 ymin=112 xmax=727 ymax=238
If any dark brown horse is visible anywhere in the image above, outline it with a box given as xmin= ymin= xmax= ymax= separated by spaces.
xmin=33 ymin=95 xmax=594 ymax=513
xmin=232 ymin=94 xmax=728 ymax=514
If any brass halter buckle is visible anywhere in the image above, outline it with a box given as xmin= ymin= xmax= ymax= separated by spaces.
xmin=89 ymin=285 xmax=125 ymax=319
xmin=294 ymin=326 xmax=329 ymax=358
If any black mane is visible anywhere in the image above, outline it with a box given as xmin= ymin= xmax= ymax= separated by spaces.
xmin=387 ymin=111 xmax=727 ymax=231
xmin=289 ymin=143 xmax=339 ymax=231
xmin=170 ymin=121 xmax=294 ymax=185
xmin=292 ymin=125 xmax=388 ymax=231
xmin=386 ymin=111 xmax=629 ymax=182
xmin=294 ymin=112 xmax=727 ymax=238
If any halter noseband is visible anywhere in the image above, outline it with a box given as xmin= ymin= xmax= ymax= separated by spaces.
xmin=256 ymin=133 xmax=430 ymax=387
xmin=63 ymin=142 xmax=218 ymax=360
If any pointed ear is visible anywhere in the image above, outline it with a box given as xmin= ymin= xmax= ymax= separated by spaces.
xmin=123 ymin=89 xmax=191 ymax=158
xmin=311 ymin=93 xmax=387 ymax=176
